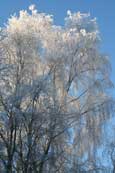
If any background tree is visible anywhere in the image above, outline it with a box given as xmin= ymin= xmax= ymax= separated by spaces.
xmin=0 ymin=5 xmax=113 ymax=172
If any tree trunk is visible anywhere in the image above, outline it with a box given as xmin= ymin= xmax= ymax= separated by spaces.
xmin=6 ymin=160 xmax=12 ymax=173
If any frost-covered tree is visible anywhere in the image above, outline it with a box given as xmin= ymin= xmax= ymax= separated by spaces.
xmin=0 ymin=5 xmax=113 ymax=173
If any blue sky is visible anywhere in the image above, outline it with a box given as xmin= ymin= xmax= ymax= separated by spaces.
xmin=0 ymin=0 xmax=115 ymax=95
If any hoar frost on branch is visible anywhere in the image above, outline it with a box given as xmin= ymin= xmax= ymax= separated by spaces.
xmin=0 ymin=5 xmax=113 ymax=173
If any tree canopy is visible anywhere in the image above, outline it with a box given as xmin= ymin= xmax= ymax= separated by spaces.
xmin=0 ymin=5 xmax=114 ymax=173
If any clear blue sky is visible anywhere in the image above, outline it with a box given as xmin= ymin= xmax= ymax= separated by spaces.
xmin=0 ymin=0 xmax=115 ymax=95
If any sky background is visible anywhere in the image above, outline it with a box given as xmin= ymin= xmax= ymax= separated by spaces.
xmin=0 ymin=0 xmax=115 ymax=95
